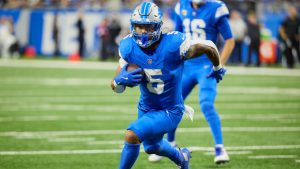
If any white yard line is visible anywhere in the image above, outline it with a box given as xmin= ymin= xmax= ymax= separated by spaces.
xmin=248 ymin=155 xmax=297 ymax=159
xmin=48 ymin=137 xmax=96 ymax=142
xmin=1 ymin=127 xmax=300 ymax=138
xmin=1 ymin=60 xmax=300 ymax=76
xmin=0 ymin=113 xmax=299 ymax=122
xmin=0 ymin=77 xmax=111 ymax=86
xmin=1 ymin=102 xmax=299 ymax=113
xmin=87 ymin=140 xmax=124 ymax=145
xmin=0 ymin=145 xmax=299 ymax=156
xmin=295 ymin=160 xmax=300 ymax=163
xmin=204 ymin=151 xmax=252 ymax=155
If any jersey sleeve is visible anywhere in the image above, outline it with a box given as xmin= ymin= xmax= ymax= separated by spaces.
xmin=214 ymin=2 xmax=229 ymax=25
xmin=179 ymin=34 xmax=191 ymax=60
xmin=118 ymin=34 xmax=132 ymax=67
xmin=217 ymin=17 xmax=233 ymax=40
xmin=174 ymin=2 xmax=183 ymax=32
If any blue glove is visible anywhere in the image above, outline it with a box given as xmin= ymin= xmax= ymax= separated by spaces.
xmin=114 ymin=64 xmax=143 ymax=87
xmin=207 ymin=67 xmax=226 ymax=83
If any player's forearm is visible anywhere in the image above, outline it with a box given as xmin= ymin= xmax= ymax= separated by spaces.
xmin=186 ymin=40 xmax=221 ymax=67
xmin=220 ymin=38 xmax=235 ymax=65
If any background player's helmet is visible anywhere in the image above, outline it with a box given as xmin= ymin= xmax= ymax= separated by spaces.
xmin=189 ymin=0 xmax=207 ymax=4
xmin=130 ymin=2 xmax=163 ymax=48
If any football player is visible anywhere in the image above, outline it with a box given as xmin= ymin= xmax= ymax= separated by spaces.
xmin=148 ymin=0 xmax=235 ymax=164
xmin=111 ymin=2 xmax=226 ymax=169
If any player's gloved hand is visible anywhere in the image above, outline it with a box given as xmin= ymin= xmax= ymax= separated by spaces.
xmin=207 ymin=65 xmax=226 ymax=83
xmin=114 ymin=64 xmax=143 ymax=87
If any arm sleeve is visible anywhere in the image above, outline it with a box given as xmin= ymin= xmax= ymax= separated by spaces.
xmin=174 ymin=14 xmax=183 ymax=32
xmin=216 ymin=17 xmax=233 ymax=40
xmin=180 ymin=38 xmax=191 ymax=60
xmin=174 ymin=2 xmax=183 ymax=32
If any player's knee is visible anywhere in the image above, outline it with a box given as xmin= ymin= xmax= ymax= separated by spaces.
xmin=144 ymin=144 xmax=160 ymax=154
xmin=200 ymin=101 xmax=215 ymax=113
xmin=200 ymin=101 xmax=219 ymax=120
xmin=124 ymin=130 xmax=140 ymax=144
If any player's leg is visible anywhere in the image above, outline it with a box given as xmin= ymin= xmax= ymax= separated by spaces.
xmin=119 ymin=110 xmax=148 ymax=169
xmin=198 ymin=66 xmax=229 ymax=164
xmin=119 ymin=130 xmax=141 ymax=169
xmin=149 ymin=68 xmax=197 ymax=162
xmin=141 ymin=109 xmax=191 ymax=168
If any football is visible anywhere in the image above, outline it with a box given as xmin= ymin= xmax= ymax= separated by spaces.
xmin=126 ymin=63 xmax=141 ymax=72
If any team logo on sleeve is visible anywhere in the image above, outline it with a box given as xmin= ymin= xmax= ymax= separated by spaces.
xmin=182 ymin=10 xmax=187 ymax=16
xmin=147 ymin=59 xmax=153 ymax=65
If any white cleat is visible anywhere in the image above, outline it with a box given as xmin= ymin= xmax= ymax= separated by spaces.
xmin=214 ymin=146 xmax=230 ymax=164
xmin=148 ymin=154 xmax=163 ymax=162
xmin=184 ymin=105 xmax=195 ymax=122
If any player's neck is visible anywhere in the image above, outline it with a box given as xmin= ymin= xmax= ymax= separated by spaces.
xmin=191 ymin=2 xmax=204 ymax=9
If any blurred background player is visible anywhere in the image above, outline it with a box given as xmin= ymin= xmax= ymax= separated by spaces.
xmin=148 ymin=0 xmax=235 ymax=164
xmin=245 ymin=11 xmax=261 ymax=67
xmin=111 ymin=2 xmax=226 ymax=169
xmin=279 ymin=6 xmax=300 ymax=69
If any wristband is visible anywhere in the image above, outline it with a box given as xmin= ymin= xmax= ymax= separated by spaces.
xmin=213 ymin=64 xmax=223 ymax=71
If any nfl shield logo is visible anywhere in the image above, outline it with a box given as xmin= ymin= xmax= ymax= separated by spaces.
xmin=182 ymin=10 xmax=187 ymax=16
xmin=147 ymin=59 xmax=152 ymax=65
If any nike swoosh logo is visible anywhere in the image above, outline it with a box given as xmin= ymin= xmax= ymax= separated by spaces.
xmin=122 ymin=77 xmax=128 ymax=80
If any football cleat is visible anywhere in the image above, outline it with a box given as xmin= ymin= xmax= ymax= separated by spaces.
xmin=177 ymin=148 xmax=192 ymax=169
xmin=148 ymin=142 xmax=177 ymax=162
xmin=214 ymin=146 xmax=230 ymax=164
xmin=148 ymin=153 xmax=163 ymax=162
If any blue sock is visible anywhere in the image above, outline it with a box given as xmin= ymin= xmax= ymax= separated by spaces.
xmin=157 ymin=139 xmax=182 ymax=165
xmin=201 ymin=101 xmax=223 ymax=145
xmin=119 ymin=142 xmax=140 ymax=169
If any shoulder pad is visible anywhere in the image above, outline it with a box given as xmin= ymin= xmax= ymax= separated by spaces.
xmin=164 ymin=31 xmax=186 ymax=53
xmin=119 ymin=34 xmax=133 ymax=60
xmin=213 ymin=1 xmax=229 ymax=19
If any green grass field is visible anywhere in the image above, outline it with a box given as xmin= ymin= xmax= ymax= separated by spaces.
xmin=0 ymin=60 xmax=300 ymax=169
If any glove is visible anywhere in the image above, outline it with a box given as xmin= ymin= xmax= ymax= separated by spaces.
xmin=114 ymin=64 xmax=143 ymax=87
xmin=206 ymin=66 xmax=226 ymax=83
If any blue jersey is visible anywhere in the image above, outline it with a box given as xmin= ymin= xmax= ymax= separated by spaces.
xmin=118 ymin=32 xmax=191 ymax=112
xmin=175 ymin=0 xmax=229 ymax=63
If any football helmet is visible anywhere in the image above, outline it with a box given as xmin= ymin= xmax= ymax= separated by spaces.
xmin=130 ymin=2 xmax=163 ymax=48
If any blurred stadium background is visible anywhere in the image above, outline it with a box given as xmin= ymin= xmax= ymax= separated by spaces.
xmin=0 ymin=0 xmax=300 ymax=169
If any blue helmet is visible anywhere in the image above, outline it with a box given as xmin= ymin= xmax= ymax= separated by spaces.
xmin=130 ymin=2 xmax=163 ymax=48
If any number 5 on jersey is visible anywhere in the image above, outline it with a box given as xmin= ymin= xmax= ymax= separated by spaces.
xmin=144 ymin=69 xmax=164 ymax=95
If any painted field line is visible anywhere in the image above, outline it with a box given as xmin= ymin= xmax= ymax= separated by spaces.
xmin=87 ymin=140 xmax=124 ymax=145
xmin=0 ymin=149 xmax=122 ymax=155
xmin=48 ymin=137 xmax=96 ymax=142
xmin=190 ymin=145 xmax=300 ymax=151
xmin=1 ymin=127 xmax=300 ymax=138
xmin=0 ymin=113 xmax=299 ymax=122
xmin=1 ymin=145 xmax=300 ymax=156
xmin=0 ymin=77 xmax=111 ymax=86
xmin=1 ymin=102 xmax=299 ymax=112
xmin=1 ymin=60 xmax=300 ymax=77
xmin=248 ymin=155 xmax=297 ymax=159
xmin=296 ymin=160 xmax=300 ymax=163
xmin=204 ymin=151 xmax=252 ymax=155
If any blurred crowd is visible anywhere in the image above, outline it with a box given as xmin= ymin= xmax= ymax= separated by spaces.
xmin=0 ymin=0 xmax=177 ymax=9
xmin=0 ymin=0 xmax=299 ymax=68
